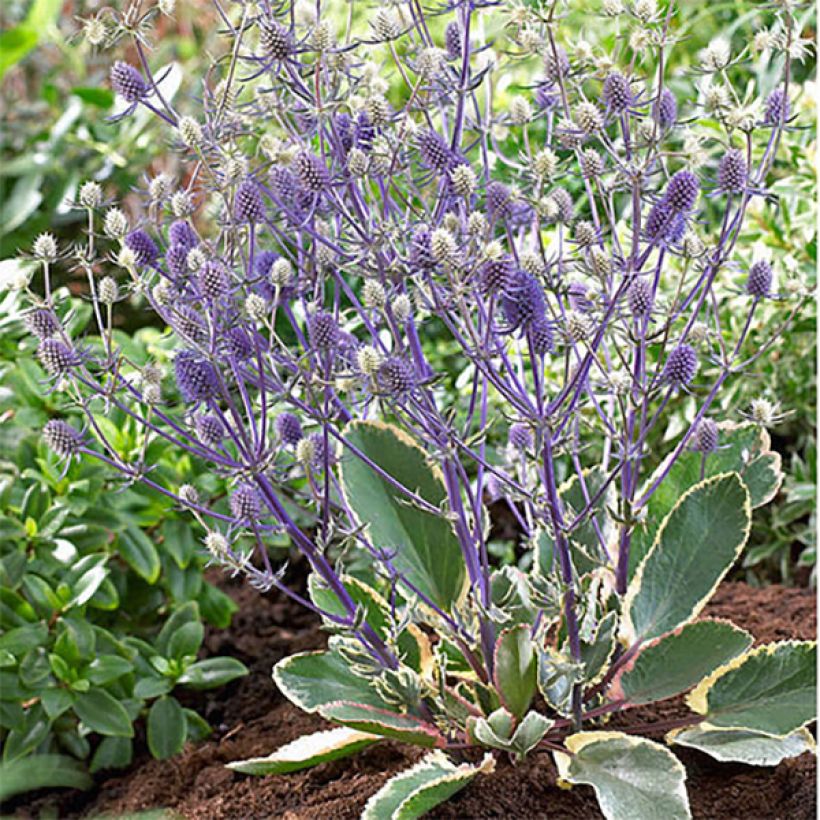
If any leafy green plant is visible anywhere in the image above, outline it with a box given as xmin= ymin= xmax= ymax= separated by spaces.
xmin=229 ymin=422 xmax=815 ymax=820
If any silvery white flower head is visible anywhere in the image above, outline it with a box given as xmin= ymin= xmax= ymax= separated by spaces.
xmin=700 ymin=38 xmax=732 ymax=72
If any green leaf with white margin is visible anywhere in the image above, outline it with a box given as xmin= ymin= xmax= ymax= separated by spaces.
xmin=686 ymin=641 xmax=816 ymax=736
xmin=629 ymin=423 xmax=782 ymax=578
xmin=554 ymin=731 xmax=690 ymax=820
xmin=580 ymin=610 xmax=618 ymax=684
xmin=537 ymin=647 xmax=584 ymax=717
xmin=622 ymin=473 xmax=750 ymax=645
xmin=469 ymin=709 xmax=553 ymax=760
xmin=319 ymin=702 xmax=445 ymax=748
xmin=493 ymin=624 xmax=536 ymax=718
xmin=362 ymin=750 xmax=495 ymax=820
xmin=667 ymin=726 xmax=815 ymax=766
xmin=226 ymin=727 xmax=380 ymax=775
xmin=273 ymin=650 xmax=391 ymax=713
xmin=339 ymin=421 xmax=466 ymax=611
xmin=611 ymin=620 xmax=753 ymax=705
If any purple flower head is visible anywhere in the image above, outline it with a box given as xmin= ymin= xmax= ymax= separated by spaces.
xmin=568 ymin=281 xmax=593 ymax=313
xmin=653 ymin=88 xmax=677 ymax=129
xmin=275 ymin=412 xmax=303 ymax=446
xmin=693 ymin=418 xmax=719 ymax=453
xmin=25 ymin=308 xmax=59 ymax=340
xmin=663 ymin=344 xmax=698 ymax=387
xmin=377 ymin=356 xmax=416 ymax=396
xmin=234 ymin=180 xmax=265 ymax=222
xmin=627 ymin=278 xmax=654 ymax=318
xmin=479 ymin=256 xmax=515 ymax=293
xmin=603 ymin=72 xmax=632 ymax=113
xmin=43 ymin=419 xmax=84 ymax=457
xmin=418 ymin=129 xmax=455 ymax=174
xmin=166 ymin=245 xmax=188 ymax=280
xmin=529 ymin=318 xmax=555 ymax=355
xmin=125 ymin=230 xmax=159 ymax=265
xmin=222 ymin=325 xmax=254 ymax=360
xmin=717 ymin=149 xmax=748 ymax=195
xmin=230 ymin=483 xmax=261 ymax=522
xmin=665 ymin=170 xmax=699 ymax=212
xmin=747 ymin=259 xmax=773 ymax=298
xmin=196 ymin=413 xmax=225 ymax=447
xmin=293 ymin=152 xmax=330 ymax=193
xmin=486 ymin=180 xmax=512 ymax=222
xmin=502 ymin=271 xmax=547 ymax=332
xmin=544 ymin=45 xmax=569 ymax=83
xmin=37 ymin=339 xmax=78 ymax=376
xmin=354 ymin=112 xmax=376 ymax=151
xmin=764 ymin=88 xmax=790 ymax=126
xmin=168 ymin=220 xmax=198 ymax=251
xmin=174 ymin=306 xmax=208 ymax=345
xmin=198 ymin=260 xmax=231 ymax=299
xmin=334 ymin=113 xmax=354 ymax=152
xmin=445 ymin=21 xmax=462 ymax=61
xmin=645 ymin=199 xmax=686 ymax=245
xmin=174 ymin=350 xmax=219 ymax=402
xmin=259 ymin=20 xmax=293 ymax=60
xmin=110 ymin=62 xmax=147 ymax=103
xmin=409 ymin=226 xmax=435 ymax=271
xmin=535 ymin=83 xmax=561 ymax=110
xmin=508 ymin=422 xmax=533 ymax=451
xmin=308 ymin=311 xmax=339 ymax=349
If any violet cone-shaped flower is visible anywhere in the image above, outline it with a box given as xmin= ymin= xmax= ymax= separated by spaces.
xmin=508 ymin=422 xmax=533 ymax=451
xmin=663 ymin=344 xmax=698 ymax=387
xmin=37 ymin=339 xmax=77 ymax=376
xmin=168 ymin=220 xmax=198 ymax=251
xmin=645 ymin=199 xmax=686 ymax=245
xmin=125 ymin=229 xmax=159 ymax=265
xmin=235 ymin=180 xmax=265 ymax=222
xmin=25 ymin=308 xmax=59 ymax=339
xmin=445 ymin=21 xmax=461 ymax=61
xmin=479 ymin=256 xmax=515 ymax=293
xmin=502 ymin=271 xmax=547 ymax=332
xmin=222 ymin=325 xmax=254 ymax=360
xmin=259 ymin=20 xmax=293 ymax=60
xmin=627 ymin=278 xmax=654 ymax=318
xmin=653 ymin=88 xmax=677 ymax=128
xmin=418 ymin=129 xmax=454 ymax=174
xmin=198 ymin=260 xmax=231 ymax=299
xmin=664 ymin=170 xmax=699 ymax=212
xmin=486 ymin=180 xmax=512 ymax=221
xmin=166 ymin=245 xmax=188 ymax=280
xmin=293 ymin=152 xmax=330 ymax=193
xmin=529 ymin=318 xmax=555 ymax=355
xmin=275 ymin=412 xmax=303 ymax=446
xmin=747 ymin=259 xmax=773 ymax=298
xmin=717 ymin=149 xmax=748 ymax=195
xmin=110 ymin=61 xmax=147 ymax=102
xmin=603 ymin=72 xmax=632 ymax=113
xmin=409 ymin=226 xmax=435 ymax=271
xmin=764 ymin=88 xmax=789 ymax=126
xmin=377 ymin=356 xmax=416 ymax=396
xmin=174 ymin=306 xmax=208 ymax=345
xmin=693 ymin=418 xmax=719 ymax=453
xmin=196 ymin=413 xmax=225 ymax=447
xmin=308 ymin=311 xmax=339 ymax=349
xmin=174 ymin=350 xmax=219 ymax=402
xmin=230 ymin=483 xmax=261 ymax=522
xmin=43 ymin=419 xmax=84 ymax=457
xmin=354 ymin=112 xmax=375 ymax=151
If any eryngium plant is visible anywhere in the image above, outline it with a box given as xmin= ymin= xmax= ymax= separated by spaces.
xmin=23 ymin=0 xmax=815 ymax=816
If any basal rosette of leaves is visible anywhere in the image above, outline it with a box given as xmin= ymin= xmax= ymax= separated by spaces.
xmin=9 ymin=0 xmax=816 ymax=816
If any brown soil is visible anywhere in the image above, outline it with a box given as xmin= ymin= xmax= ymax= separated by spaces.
xmin=11 ymin=578 xmax=816 ymax=820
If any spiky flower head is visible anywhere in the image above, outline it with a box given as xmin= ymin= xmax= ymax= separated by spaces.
xmin=717 ymin=149 xmax=748 ymax=194
xmin=450 ymin=164 xmax=477 ymax=197
xmin=764 ymin=88 xmax=790 ymax=125
xmin=502 ymin=271 xmax=547 ymax=331
xmin=79 ymin=181 xmax=103 ymax=208
xmin=508 ymin=423 xmax=533 ymax=451
xmin=692 ymin=419 xmax=719 ymax=453
xmin=574 ymin=220 xmax=596 ymax=247
xmin=663 ymin=344 xmax=698 ymax=387
xmin=549 ymin=188 xmax=574 ymax=224
xmin=125 ymin=230 xmax=159 ymax=265
xmin=104 ymin=208 xmax=128 ymax=238
xmin=377 ymin=357 xmax=416 ymax=396
xmin=37 ymin=339 xmax=77 ymax=376
xmin=653 ymin=88 xmax=677 ymax=128
xmin=603 ymin=72 xmax=632 ymax=112
xmin=204 ymin=531 xmax=229 ymax=558
xmin=747 ymin=259 xmax=773 ymax=298
xmin=575 ymin=101 xmax=603 ymax=133
xmin=25 ymin=308 xmax=59 ymax=339
xmin=168 ymin=220 xmax=198 ymax=251
xmin=174 ymin=351 xmax=219 ymax=402
xmin=235 ymin=180 xmax=265 ymax=222
xmin=393 ymin=294 xmax=412 ymax=323
xmin=627 ymin=278 xmax=654 ymax=318
xmin=110 ymin=62 xmax=147 ymax=102
xmin=293 ymin=152 xmax=330 ymax=192
xmin=308 ymin=311 xmax=339 ymax=349
xmin=580 ymin=148 xmax=604 ymax=179
xmin=486 ymin=181 xmax=513 ymax=221
xmin=418 ymin=129 xmax=454 ymax=174
xmin=179 ymin=484 xmax=200 ymax=507
xmin=445 ymin=21 xmax=461 ymax=60
xmin=178 ymin=116 xmax=203 ymax=148
xmin=544 ymin=45 xmax=569 ymax=83
xmin=230 ymin=483 xmax=261 ymax=522
xmin=529 ymin=319 xmax=555 ymax=355
xmin=362 ymin=280 xmax=387 ymax=309
xmin=533 ymin=148 xmax=559 ymax=179
xmin=198 ymin=260 xmax=231 ymax=299
xmin=32 ymin=233 xmax=58 ymax=262
xmin=195 ymin=413 xmax=225 ymax=447
xmin=259 ymin=20 xmax=293 ymax=59
xmin=275 ymin=412 xmax=304 ymax=446
xmin=43 ymin=420 xmax=84 ymax=457
xmin=665 ymin=170 xmax=699 ymax=211
xmin=479 ymin=256 xmax=514 ymax=293
xmin=98 ymin=276 xmax=119 ymax=305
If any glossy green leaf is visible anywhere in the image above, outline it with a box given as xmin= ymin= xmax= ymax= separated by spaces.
xmin=687 ymin=641 xmax=816 ymax=736
xmin=177 ymin=657 xmax=248 ymax=689
xmin=362 ymin=751 xmax=494 ymax=820
xmin=623 ymin=474 xmax=750 ymax=644
xmin=555 ymin=732 xmax=690 ymax=820
xmin=493 ymin=624 xmax=536 ymax=718
xmin=340 ymin=421 xmax=466 ymax=611
xmin=668 ymin=726 xmax=814 ymax=766
xmin=613 ymin=620 xmax=753 ymax=705
xmin=118 ymin=526 xmax=161 ymax=584
xmin=0 ymin=754 xmax=92 ymax=801
xmin=147 ymin=696 xmax=187 ymax=760
xmin=227 ymin=726 xmax=380 ymax=775
xmin=74 ymin=689 xmax=134 ymax=737
xmin=320 ymin=702 xmax=444 ymax=748
xmin=90 ymin=735 xmax=133 ymax=773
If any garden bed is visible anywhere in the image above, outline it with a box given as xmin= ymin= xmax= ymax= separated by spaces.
xmin=12 ymin=572 xmax=815 ymax=820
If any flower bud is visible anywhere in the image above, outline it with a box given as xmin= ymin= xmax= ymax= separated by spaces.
xmin=178 ymin=116 xmax=203 ymax=148
xmin=357 ymin=345 xmax=384 ymax=376
xmin=246 ymin=293 xmax=267 ymax=321
xmin=33 ymin=233 xmax=58 ymax=262
xmin=430 ymin=228 xmax=456 ymax=262
xmin=450 ymin=164 xmax=477 ymax=197
xmin=532 ymin=148 xmax=559 ymax=179
xmin=98 ymin=276 xmax=119 ymax=305
xmin=79 ymin=181 xmax=103 ymax=208
xmin=179 ymin=484 xmax=199 ymax=506
xmin=104 ymin=208 xmax=129 ymax=238
xmin=204 ymin=531 xmax=229 ymax=557
xmin=363 ymin=280 xmax=386 ymax=309
xmin=393 ymin=294 xmax=412 ymax=323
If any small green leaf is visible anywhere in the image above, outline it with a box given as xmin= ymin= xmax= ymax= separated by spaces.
xmin=537 ymin=647 xmax=584 ymax=717
xmin=362 ymin=751 xmax=494 ymax=820
xmin=623 ymin=473 xmax=750 ymax=644
xmin=168 ymin=621 xmax=204 ymax=661
xmin=147 ymin=696 xmax=187 ymax=760
xmin=227 ymin=726 xmax=380 ymax=775
xmin=493 ymin=624 xmax=536 ymax=718
xmin=156 ymin=602 xmax=199 ymax=656
xmin=74 ymin=689 xmax=134 ymax=737
xmin=554 ymin=732 xmax=690 ymax=820
xmin=118 ymin=526 xmax=161 ymax=584
xmin=0 ymin=754 xmax=91 ymax=801
xmin=613 ymin=620 xmax=752 ymax=705
xmin=687 ymin=641 xmax=816 ymax=736
xmin=87 ymin=655 xmax=133 ymax=686
xmin=90 ymin=735 xmax=133 ymax=773
xmin=668 ymin=726 xmax=815 ymax=766
xmin=177 ymin=657 xmax=248 ymax=689
xmin=71 ymin=87 xmax=115 ymax=108
xmin=320 ymin=702 xmax=445 ymax=747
